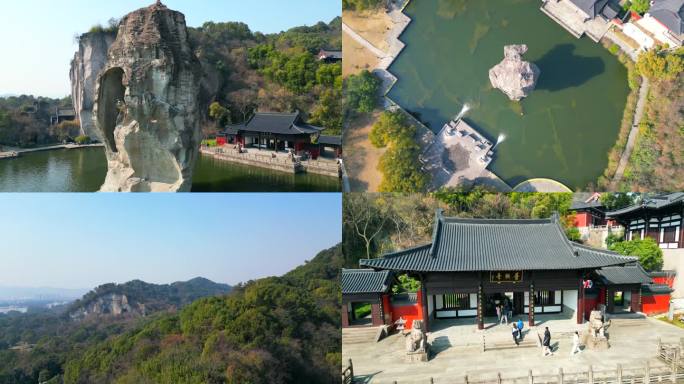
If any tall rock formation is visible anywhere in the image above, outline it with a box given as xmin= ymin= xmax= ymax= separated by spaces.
xmin=70 ymin=32 xmax=116 ymax=141
xmin=489 ymin=45 xmax=540 ymax=101
xmin=93 ymin=1 xmax=202 ymax=192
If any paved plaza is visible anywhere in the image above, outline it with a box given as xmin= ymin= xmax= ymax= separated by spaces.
xmin=343 ymin=314 xmax=684 ymax=384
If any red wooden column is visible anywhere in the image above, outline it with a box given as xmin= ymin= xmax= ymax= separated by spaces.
xmin=631 ymin=288 xmax=642 ymax=313
xmin=528 ymin=283 xmax=535 ymax=327
xmin=577 ymin=279 xmax=585 ymax=324
xmin=420 ymin=275 xmax=429 ymax=332
xmin=342 ymin=303 xmax=350 ymax=328
xmin=477 ymin=284 xmax=484 ymax=330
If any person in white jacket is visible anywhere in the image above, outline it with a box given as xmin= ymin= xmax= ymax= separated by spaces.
xmin=570 ymin=331 xmax=582 ymax=355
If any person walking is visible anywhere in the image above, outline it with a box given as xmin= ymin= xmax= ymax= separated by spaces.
xmin=495 ymin=304 xmax=501 ymax=324
xmin=512 ymin=323 xmax=519 ymax=346
xmin=542 ymin=327 xmax=553 ymax=356
xmin=517 ymin=318 xmax=524 ymax=340
xmin=506 ymin=300 xmax=513 ymax=322
xmin=570 ymin=331 xmax=582 ymax=356
xmin=500 ymin=305 xmax=508 ymax=325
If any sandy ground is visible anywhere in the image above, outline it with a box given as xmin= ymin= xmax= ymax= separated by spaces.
xmin=343 ymin=32 xmax=381 ymax=77
xmin=344 ymin=112 xmax=385 ymax=192
xmin=342 ymin=10 xmax=393 ymax=53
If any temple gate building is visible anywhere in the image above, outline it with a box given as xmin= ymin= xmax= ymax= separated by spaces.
xmin=346 ymin=211 xmax=647 ymax=332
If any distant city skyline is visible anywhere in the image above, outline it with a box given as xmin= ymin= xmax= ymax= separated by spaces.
xmin=0 ymin=193 xmax=341 ymax=289
xmin=0 ymin=0 xmax=340 ymax=98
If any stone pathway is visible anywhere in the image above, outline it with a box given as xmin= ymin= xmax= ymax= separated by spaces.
xmin=612 ymin=76 xmax=649 ymax=188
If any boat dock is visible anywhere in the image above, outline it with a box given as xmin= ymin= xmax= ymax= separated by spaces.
xmin=420 ymin=118 xmax=510 ymax=191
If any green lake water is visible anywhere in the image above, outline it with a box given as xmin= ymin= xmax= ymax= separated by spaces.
xmin=0 ymin=148 xmax=340 ymax=192
xmin=387 ymin=0 xmax=630 ymax=189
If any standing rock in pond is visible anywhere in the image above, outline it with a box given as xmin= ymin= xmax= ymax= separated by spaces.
xmin=94 ymin=1 xmax=202 ymax=192
xmin=489 ymin=45 xmax=540 ymax=101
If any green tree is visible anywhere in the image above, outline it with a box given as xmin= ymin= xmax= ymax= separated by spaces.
xmin=345 ymin=70 xmax=380 ymax=113
xmin=315 ymin=63 xmax=342 ymax=88
xmin=600 ymin=193 xmax=635 ymax=211
xmin=369 ymin=110 xmax=411 ymax=148
xmin=392 ymin=274 xmax=421 ymax=294
xmin=609 ymin=238 xmax=664 ymax=271
xmin=378 ymin=135 xmax=429 ymax=192
xmin=629 ymin=0 xmax=650 ymax=14
xmin=209 ymin=102 xmax=230 ymax=127
xmin=636 ymin=46 xmax=684 ymax=81
xmin=309 ymin=89 xmax=343 ymax=134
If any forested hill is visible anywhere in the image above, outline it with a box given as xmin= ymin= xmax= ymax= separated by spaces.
xmin=68 ymin=277 xmax=231 ymax=319
xmin=0 ymin=245 xmax=343 ymax=384
xmin=191 ymin=18 xmax=343 ymax=135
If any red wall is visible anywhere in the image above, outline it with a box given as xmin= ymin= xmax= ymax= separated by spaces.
xmin=384 ymin=291 xmax=424 ymax=330
xmin=642 ymin=294 xmax=670 ymax=315
xmin=574 ymin=212 xmax=591 ymax=228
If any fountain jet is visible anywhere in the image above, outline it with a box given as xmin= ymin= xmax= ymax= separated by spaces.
xmin=454 ymin=103 xmax=470 ymax=121
xmin=493 ymin=133 xmax=506 ymax=149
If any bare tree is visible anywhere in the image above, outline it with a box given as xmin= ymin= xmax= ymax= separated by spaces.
xmin=343 ymin=194 xmax=389 ymax=259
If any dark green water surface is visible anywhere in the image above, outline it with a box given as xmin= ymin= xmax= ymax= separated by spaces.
xmin=0 ymin=148 xmax=340 ymax=192
xmin=387 ymin=0 xmax=630 ymax=188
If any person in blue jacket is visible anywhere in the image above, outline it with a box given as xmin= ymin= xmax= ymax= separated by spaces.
xmin=517 ymin=318 xmax=524 ymax=340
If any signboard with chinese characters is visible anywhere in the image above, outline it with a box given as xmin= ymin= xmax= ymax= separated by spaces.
xmin=489 ymin=271 xmax=523 ymax=283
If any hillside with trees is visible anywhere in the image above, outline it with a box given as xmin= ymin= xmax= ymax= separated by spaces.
xmin=343 ymin=192 xmax=578 ymax=266
xmin=194 ymin=19 xmax=343 ymax=136
xmin=619 ymin=47 xmax=684 ymax=191
xmin=0 ymin=246 xmax=342 ymax=384
xmin=0 ymin=96 xmax=79 ymax=148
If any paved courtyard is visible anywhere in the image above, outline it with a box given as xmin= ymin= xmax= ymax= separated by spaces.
xmin=541 ymin=0 xmax=611 ymax=42
xmin=343 ymin=314 xmax=684 ymax=384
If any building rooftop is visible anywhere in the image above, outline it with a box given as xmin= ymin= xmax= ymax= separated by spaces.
xmin=605 ymin=193 xmax=684 ymax=217
xmin=649 ymin=0 xmax=684 ymax=35
xmin=594 ymin=264 xmax=652 ymax=285
xmin=318 ymin=49 xmax=343 ymax=60
xmin=341 ymin=269 xmax=393 ymax=294
xmin=570 ymin=192 xmax=604 ymax=211
xmin=319 ymin=135 xmax=342 ymax=146
xmin=569 ymin=0 xmax=610 ymax=18
xmin=360 ymin=212 xmax=637 ymax=272
xmin=641 ymin=283 xmax=674 ymax=295
xmin=227 ymin=111 xmax=323 ymax=136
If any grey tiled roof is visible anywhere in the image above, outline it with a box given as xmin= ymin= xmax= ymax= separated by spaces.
xmin=569 ymin=0 xmax=609 ymax=17
xmin=360 ymin=215 xmax=637 ymax=272
xmin=650 ymin=0 xmax=684 ymax=34
xmin=594 ymin=264 xmax=652 ymax=285
xmin=341 ymin=269 xmax=392 ymax=294
xmin=228 ymin=112 xmax=323 ymax=136
xmin=606 ymin=193 xmax=684 ymax=217
xmin=641 ymin=283 xmax=674 ymax=295
xmin=319 ymin=135 xmax=342 ymax=146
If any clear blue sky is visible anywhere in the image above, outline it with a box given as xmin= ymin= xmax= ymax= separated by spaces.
xmin=0 ymin=0 xmax=340 ymax=98
xmin=0 ymin=193 xmax=341 ymax=289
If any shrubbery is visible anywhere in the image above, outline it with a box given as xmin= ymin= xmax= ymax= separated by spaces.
xmin=609 ymin=238 xmax=664 ymax=271
xmin=345 ymin=70 xmax=381 ymax=114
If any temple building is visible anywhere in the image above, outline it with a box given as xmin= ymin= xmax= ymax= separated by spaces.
xmin=606 ymin=193 xmax=684 ymax=295
xmin=50 ymin=107 xmax=76 ymax=126
xmin=344 ymin=211 xmax=657 ymax=332
xmin=217 ymin=111 xmax=341 ymax=159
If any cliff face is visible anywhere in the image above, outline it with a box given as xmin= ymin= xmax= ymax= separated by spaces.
xmin=69 ymin=293 xmax=144 ymax=320
xmin=70 ymin=32 xmax=116 ymax=141
xmin=92 ymin=1 xmax=202 ymax=192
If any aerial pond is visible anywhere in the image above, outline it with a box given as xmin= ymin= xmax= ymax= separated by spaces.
xmin=387 ymin=0 xmax=630 ymax=188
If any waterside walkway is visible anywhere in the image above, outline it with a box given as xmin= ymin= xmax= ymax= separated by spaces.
xmin=200 ymin=147 xmax=341 ymax=178
xmin=0 ymin=143 xmax=104 ymax=160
